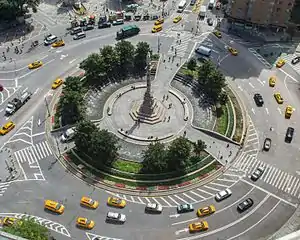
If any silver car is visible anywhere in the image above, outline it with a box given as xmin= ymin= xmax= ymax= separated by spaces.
xmin=215 ymin=189 xmax=232 ymax=202
xmin=106 ymin=212 xmax=126 ymax=223
xmin=145 ymin=203 xmax=163 ymax=213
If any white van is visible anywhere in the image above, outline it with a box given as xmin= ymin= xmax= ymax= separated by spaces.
xmin=44 ymin=34 xmax=58 ymax=45
xmin=195 ymin=45 xmax=212 ymax=56
xmin=73 ymin=32 xmax=86 ymax=40
xmin=61 ymin=127 xmax=76 ymax=142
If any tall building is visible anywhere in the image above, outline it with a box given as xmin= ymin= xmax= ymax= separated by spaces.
xmin=226 ymin=0 xmax=295 ymax=28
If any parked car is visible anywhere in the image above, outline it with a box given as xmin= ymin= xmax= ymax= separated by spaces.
xmin=254 ymin=93 xmax=264 ymax=106
xmin=98 ymin=22 xmax=111 ymax=28
xmin=83 ymin=24 xmax=94 ymax=31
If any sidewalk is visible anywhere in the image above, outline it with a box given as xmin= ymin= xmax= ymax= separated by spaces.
xmin=0 ymin=147 xmax=21 ymax=182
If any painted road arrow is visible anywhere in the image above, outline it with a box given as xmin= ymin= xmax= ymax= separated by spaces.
xmin=169 ymin=214 xmax=180 ymax=218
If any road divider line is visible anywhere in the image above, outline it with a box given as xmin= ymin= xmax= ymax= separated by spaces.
xmin=226 ymin=200 xmax=281 ymax=240
xmin=18 ymin=59 xmax=55 ymax=80
xmin=69 ymin=58 xmax=77 ymax=64
xmin=176 ymin=194 xmax=271 ymax=240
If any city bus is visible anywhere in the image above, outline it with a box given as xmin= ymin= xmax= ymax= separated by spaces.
xmin=177 ymin=0 xmax=187 ymax=13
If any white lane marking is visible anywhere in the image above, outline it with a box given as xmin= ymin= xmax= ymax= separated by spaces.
xmin=152 ymin=198 xmax=161 ymax=205
xmin=216 ymin=178 xmax=236 ymax=183
xmin=275 ymin=171 xmax=285 ymax=188
xmin=33 ymin=88 xmax=40 ymax=95
xmin=144 ymin=198 xmax=151 ymax=203
xmin=18 ymin=59 xmax=55 ymax=80
xmin=182 ymin=193 xmax=196 ymax=202
xmin=265 ymin=108 xmax=269 ymax=115
xmin=226 ymin=200 xmax=281 ymax=240
xmin=168 ymin=196 xmax=180 ymax=205
xmin=251 ymin=108 xmax=255 ymax=114
xmin=160 ymin=197 xmax=172 ymax=207
xmin=69 ymin=58 xmax=77 ymax=64
xmin=137 ymin=197 xmax=145 ymax=204
xmin=291 ymin=178 xmax=300 ymax=196
xmin=277 ymin=107 xmax=282 ymax=115
xmin=175 ymin=195 xmax=271 ymax=239
xmin=241 ymin=179 xmax=297 ymax=208
xmin=174 ymin=195 xmax=189 ymax=204
xmin=203 ymin=185 xmax=221 ymax=192
xmin=279 ymin=68 xmax=299 ymax=83
xmin=257 ymin=78 xmax=264 ymax=85
xmin=209 ymin=182 xmax=229 ymax=188
xmin=238 ymin=85 xmax=243 ymax=91
xmin=188 ymin=42 xmax=198 ymax=59
xmin=249 ymin=82 xmax=255 ymax=88
xmin=189 ymin=191 xmax=205 ymax=199
xmin=286 ymin=177 xmax=297 ymax=194
xmin=15 ymin=157 xmax=28 ymax=180
xmin=175 ymin=228 xmax=189 ymax=235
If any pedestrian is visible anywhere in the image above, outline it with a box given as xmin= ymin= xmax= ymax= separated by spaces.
xmin=227 ymin=143 xmax=229 ymax=148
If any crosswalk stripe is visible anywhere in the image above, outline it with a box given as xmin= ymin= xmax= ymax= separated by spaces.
xmin=137 ymin=197 xmax=144 ymax=204
xmin=36 ymin=143 xmax=43 ymax=158
xmin=270 ymin=169 xmax=280 ymax=185
xmin=238 ymin=154 xmax=251 ymax=169
xmin=168 ymin=196 xmax=180 ymax=205
xmin=262 ymin=165 xmax=272 ymax=182
xmin=145 ymin=198 xmax=151 ymax=203
xmin=121 ymin=195 xmax=127 ymax=200
xmin=23 ymin=149 xmax=31 ymax=164
xmin=152 ymin=198 xmax=161 ymax=205
xmin=174 ymin=195 xmax=189 ymax=204
xmin=248 ymin=158 xmax=259 ymax=173
xmin=265 ymin=166 xmax=276 ymax=183
xmin=45 ymin=141 xmax=52 ymax=155
xmin=190 ymin=191 xmax=204 ymax=199
xmin=14 ymin=151 xmax=21 ymax=163
xmin=291 ymin=178 xmax=300 ymax=196
xmin=130 ymin=196 xmax=134 ymax=202
xmin=26 ymin=148 xmax=35 ymax=165
xmin=160 ymin=197 xmax=172 ymax=206
xmin=38 ymin=143 xmax=46 ymax=158
xmin=223 ymin=173 xmax=242 ymax=178
xmin=290 ymin=178 xmax=300 ymax=196
xmin=233 ymin=152 xmax=246 ymax=167
xmin=42 ymin=142 xmax=50 ymax=156
xmin=286 ymin=176 xmax=296 ymax=194
xmin=20 ymin=150 xmax=26 ymax=163
xmin=197 ymin=188 xmax=214 ymax=196
xmin=216 ymin=178 xmax=236 ymax=183
xmin=241 ymin=155 xmax=253 ymax=171
xmin=204 ymin=185 xmax=221 ymax=192
xmin=32 ymin=145 xmax=40 ymax=159
xmin=282 ymin=175 xmax=293 ymax=192
xmin=183 ymin=193 xmax=196 ymax=202
xmin=277 ymin=172 xmax=288 ymax=189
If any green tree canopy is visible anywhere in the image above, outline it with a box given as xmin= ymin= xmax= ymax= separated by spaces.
xmin=60 ymin=76 xmax=84 ymax=125
xmin=193 ymin=140 xmax=207 ymax=156
xmin=100 ymin=45 xmax=119 ymax=80
xmin=134 ymin=41 xmax=151 ymax=76
xmin=141 ymin=141 xmax=167 ymax=173
xmin=197 ymin=61 xmax=227 ymax=102
xmin=115 ymin=40 xmax=135 ymax=79
xmin=74 ymin=120 xmax=119 ymax=167
xmin=3 ymin=217 xmax=50 ymax=240
xmin=166 ymin=137 xmax=192 ymax=171
xmin=187 ymin=58 xmax=197 ymax=71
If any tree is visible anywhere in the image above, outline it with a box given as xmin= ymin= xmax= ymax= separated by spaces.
xmin=290 ymin=1 xmax=300 ymax=25
xmin=3 ymin=216 xmax=50 ymax=240
xmin=134 ymin=41 xmax=151 ymax=76
xmin=187 ymin=58 xmax=197 ymax=71
xmin=74 ymin=119 xmax=97 ymax=157
xmin=100 ymin=46 xmax=119 ymax=80
xmin=80 ymin=53 xmax=106 ymax=85
xmin=141 ymin=141 xmax=167 ymax=173
xmin=90 ymin=129 xmax=119 ymax=166
xmin=166 ymin=137 xmax=192 ymax=171
xmin=197 ymin=61 xmax=227 ymax=102
xmin=193 ymin=140 xmax=207 ymax=156
xmin=115 ymin=40 xmax=135 ymax=79
xmin=59 ymin=76 xmax=84 ymax=126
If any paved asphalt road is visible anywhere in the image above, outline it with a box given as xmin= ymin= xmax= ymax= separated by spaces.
xmin=0 ymin=6 xmax=300 ymax=240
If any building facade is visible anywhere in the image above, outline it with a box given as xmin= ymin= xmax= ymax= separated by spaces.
xmin=226 ymin=0 xmax=295 ymax=28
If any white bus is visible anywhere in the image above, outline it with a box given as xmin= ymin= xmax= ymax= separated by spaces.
xmin=208 ymin=0 xmax=215 ymax=9
xmin=177 ymin=0 xmax=187 ymax=13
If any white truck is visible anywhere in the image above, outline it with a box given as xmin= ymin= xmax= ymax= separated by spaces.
xmin=5 ymin=90 xmax=32 ymax=115
xmin=195 ymin=45 xmax=212 ymax=57
xmin=199 ymin=6 xmax=207 ymax=18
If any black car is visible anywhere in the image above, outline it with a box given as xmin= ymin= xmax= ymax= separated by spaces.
xmin=263 ymin=138 xmax=271 ymax=151
xmin=197 ymin=56 xmax=210 ymax=63
xmin=285 ymin=127 xmax=294 ymax=143
xmin=98 ymin=22 xmax=111 ymax=29
xmin=254 ymin=93 xmax=264 ymax=106
xmin=251 ymin=166 xmax=265 ymax=181
xmin=207 ymin=18 xmax=213 ymax=26
xmin=83 ymin=24 xmax=94 ymax=31
xmin=291 ymin=56 xmax=300 ymax=65
xmin=237 ymin=198 xmax=254 ymax=212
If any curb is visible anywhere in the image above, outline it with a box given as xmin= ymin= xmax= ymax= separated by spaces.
xmin=61 ymin=152 xmax=225 ymax=196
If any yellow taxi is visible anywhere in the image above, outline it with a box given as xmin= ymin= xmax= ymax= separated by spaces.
xmin=213 ymin=31 xmax=222 ymax=38
xmin=228 ymin=47 xmax=238 ymax=56
xmin=274 ymin=92 xmax=284 ymax=104
xmin=80 ymin=196 xmax=99 ymax=209
xmin=152 ymin=25 xmax=162 ymax=33
xmin=76 ymin=217 xmax=95 ymax=229
xmin=44 ymin=200 xmax=65 ymax=214
xmin=52 ymin=78 xmax=64 ymax=89
xmin=269 ymin=76 xmax=276 ymax=87
xmin=197 ymin=205 xmax=216 ymax=217
xmin=173 ymin=16 xmax=182 ymax=23
xmin=189 ymin=221 xmax=209 ymax=233
xmin=52 ymin=39 xmax=65 ymax=47
xmin=2 ymin=217 xmax=17 ymax=227
xmin=276 ymin=59 xmax=285 ymax=68
xmin=285 ymin=105 xmax=293 ymax=119
xmin=154 ymin=18 xmax=164 ymax=25
xmin=28 ymin=60 xmax=43 ymax=69
xmin=107 ymin=197 xmax=126 ymax=208
xmin=0 ymin=121 xmax=15 ymax=135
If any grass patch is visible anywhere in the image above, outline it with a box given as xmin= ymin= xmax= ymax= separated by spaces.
xmin=112 ymin=160 xmax=142 ymax=174
xmin=214 ymin=105 xmax=229 ymax=135
xmin=226 ymin=88 xmax=243 ymax=142
xmin=226 ymin=100 xmax=235 ymax=138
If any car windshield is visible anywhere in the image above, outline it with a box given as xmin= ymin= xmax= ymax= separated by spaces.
xmin=55 ymin=203 xmax=62 ymax=210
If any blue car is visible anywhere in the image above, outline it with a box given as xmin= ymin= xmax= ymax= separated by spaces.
xmin=177 ymin=204 xmax=194 ymax=213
